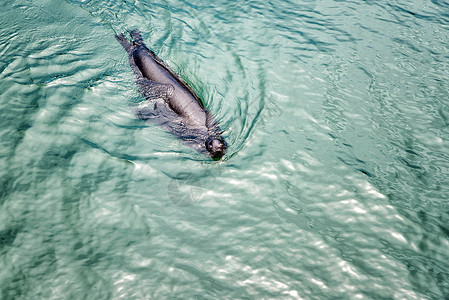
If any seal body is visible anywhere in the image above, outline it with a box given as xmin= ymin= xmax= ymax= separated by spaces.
xmin=116 ymin=30 xmax=226 ymax=159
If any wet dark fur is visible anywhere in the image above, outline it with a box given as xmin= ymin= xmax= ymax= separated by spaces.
xmin=116 ymin=30 xmax=226 ymax=159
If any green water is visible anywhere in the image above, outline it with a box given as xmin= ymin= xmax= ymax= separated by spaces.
xmin=1 ymin=0 xmax=449 ymax=299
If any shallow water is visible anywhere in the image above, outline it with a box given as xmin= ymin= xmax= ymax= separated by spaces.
xmin=1 ymin=0 xmax=449 ymax=299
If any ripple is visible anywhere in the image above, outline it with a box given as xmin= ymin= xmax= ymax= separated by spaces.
xmin=2 ymin=0 xmax=449 ymax=299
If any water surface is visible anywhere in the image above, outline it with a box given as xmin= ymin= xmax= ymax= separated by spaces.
xmin=1 ymin=0 xmax=449 ymax=299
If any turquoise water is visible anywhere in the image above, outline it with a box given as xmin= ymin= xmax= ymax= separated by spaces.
xmin=1 ymin=0 xmax=449 ymax=298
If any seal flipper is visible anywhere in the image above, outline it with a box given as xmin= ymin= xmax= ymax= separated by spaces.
xmin=129 ymin=29 xmax=144 ymax=46
xmin=115 ymin=34 xmax=133 ymax=53
xmin=136 ymin=77 xmax=175 ymax=101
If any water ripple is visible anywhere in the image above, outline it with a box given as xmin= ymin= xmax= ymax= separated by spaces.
xmin=2 ymin=0 xmax=449 ymax=299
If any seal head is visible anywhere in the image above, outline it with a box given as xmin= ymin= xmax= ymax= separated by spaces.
xmin=206 ymin=136 xmax=227 ymax=159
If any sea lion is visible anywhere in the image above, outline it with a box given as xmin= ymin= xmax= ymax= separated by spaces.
xmin=116 ymin=30 xmax=226 ymax=159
